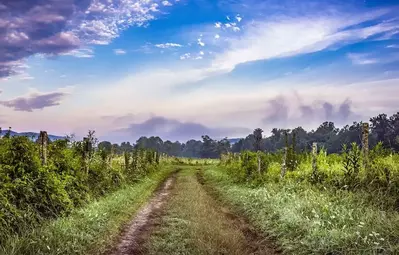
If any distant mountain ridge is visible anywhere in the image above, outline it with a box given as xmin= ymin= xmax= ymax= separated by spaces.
xmin=0 ymin=130 xmax=65 ymax=141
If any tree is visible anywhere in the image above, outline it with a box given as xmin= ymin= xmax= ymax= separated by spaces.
xmin=232 ymin=138 xmax=244 ymax=153
xmin=253 ymin=128 xmax=263 ymax=152
xmin=120 ymin=142 xmax=134 ymax=152
xmin=200 ymin=135 xmax=218 ymax=158
xmin=98 ymin=141 xmax=112 ymax=154
xmin=370 ymin=114 xmax=392 ymax=148
xmin=217 ymin=138 xmax=231 ymax=155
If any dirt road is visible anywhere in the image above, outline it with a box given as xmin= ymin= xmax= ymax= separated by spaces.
xmin=110 ymin=166 xmax=278 ymax=255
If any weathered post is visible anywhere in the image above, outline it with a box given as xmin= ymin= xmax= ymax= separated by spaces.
xmin=257 ymin=151 xmax=261 ymax=175
xmin=362 ymin=122 xmax=369 ymax=172
xmin=312 ymin=142 xmax=318 ymax=177
xmin=124 ymin=151 xmax=130 ymax=171
xmin=83 ymin=137 xmax=91 ymax=173
xmin=39 ymin=131 xmax=48 ymax=165
xmin=155 ymin=151 xmax=160 ymax=165
xmin=281 ymin=147 xmax=287 ymax=178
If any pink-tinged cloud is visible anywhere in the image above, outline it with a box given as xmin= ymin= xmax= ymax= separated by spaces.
xmin=0 ymin=0 xmax=164 ymax=78
xmin=0 ymin=89 xmax=71 ymax=112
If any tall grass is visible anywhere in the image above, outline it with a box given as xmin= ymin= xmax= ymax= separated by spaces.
xmin=0 ymin=166 xmax=176 ymax=255
xmin=203 ymin=166 xmax=399 ymax=254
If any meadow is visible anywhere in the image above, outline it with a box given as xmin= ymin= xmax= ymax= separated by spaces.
xmin=1 ymin=124 xmax=399 ymax=255
xmin=212 ymin=138 xmax=399 ymax=254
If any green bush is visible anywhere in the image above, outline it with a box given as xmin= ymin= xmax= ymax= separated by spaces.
xmin=0 ymin=134 xmax=159 ymax=244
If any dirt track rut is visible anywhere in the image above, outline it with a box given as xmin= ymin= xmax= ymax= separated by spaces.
xmin=111 ymin=174 xmax=176 ymax=255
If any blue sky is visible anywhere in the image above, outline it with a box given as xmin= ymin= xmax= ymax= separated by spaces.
xmin=1 ymin=0 xmax=399 ymax=142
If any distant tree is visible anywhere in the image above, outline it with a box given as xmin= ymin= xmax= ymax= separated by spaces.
xmin=253 ymin=128 xmax=263 ymax=152
xmin=201 ymin=135 xmax=218 ymax=158
xmin=217 ymin=138 xmax=231 ymax=155
xmin=98 ymin=141 xmax=112 ymax=154
xmin=370 ymin=114 xmax=392 ymax=148
xmin=181 ymin=139 xmax=203 ymax=158
xmin=232 ymin=138 xmax=244 ymax=153
xmin=120 ymin=141 xmax=134 ymax=152
xmin=389 ymin=112 xmax=399 ymax=151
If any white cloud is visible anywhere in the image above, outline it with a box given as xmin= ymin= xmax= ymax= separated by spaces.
xmin=155 ymin=43 xmax=183 ymax=48
xmin=73 ymin=0 xmax=164 ymax=45
xmin=62 ymin=48 xmax=94 ymax=58
xmin=180 ymin=53 xmax=191 ymax=60
xmin=348 ymin=52 xmax=399 ymax=65
xmin=215 ymin=34 xmax=220 ymax=39
xmin=113 ymin=49 xmax=127 ymax=55
xmin=197 ymin=38 xmax=205 ymax=47
xmin=18 ymin=74 xmax=35 ymax=80
xmin=347 ymin=53 xmax=378 ymax=65
xmin=387 ymin=44 xmax=399 ymax=48
xmin=232 ymin=26 xmax=240 ymax=32
xmin=211 ymin=11 xmax=399 ymax=72
xmin=162 ymin=0 xmax=172 ymax=6
xmin=215 ymin=22 xmax=222 ymax=28
xmin=199 ymin=51 xmax=204 ymax=55
xmin=236 ymin=15 xmax=242 ymax=22
xmin=60 ymin=75 xmax=67 ymax=78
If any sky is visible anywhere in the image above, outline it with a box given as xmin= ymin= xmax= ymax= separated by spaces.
xmin=1 ymin=0 xmax=399 ymax=143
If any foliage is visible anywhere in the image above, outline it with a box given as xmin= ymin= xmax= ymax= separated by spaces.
xmin=203 ymin=166 xmax=399 ymax=255
xmin=0 ymin=132 xmax=159 ymax=245
xmin=220 ymin=141 xmax=399 ymax=209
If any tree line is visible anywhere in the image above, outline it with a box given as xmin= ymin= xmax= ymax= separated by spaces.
xmin=99 ymin=112 xmax=399 ymax=159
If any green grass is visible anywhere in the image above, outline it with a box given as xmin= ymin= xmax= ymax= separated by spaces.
xmin=147 ymin=166 xmax=254 ymax=255
xmin=203 ymin=166 xmax=399 ymax=255
xmin=0 ymin=165 xmax=176 ymax=255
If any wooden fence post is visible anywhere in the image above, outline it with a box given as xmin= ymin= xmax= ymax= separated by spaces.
xmin=39 ymin=131 xmax=48 ymax=165
xmin=362 ymin=122 xmax=369 ymax=171
xmin=83 ymin=137 xmax=90 ymax=173
xmin=281 ymin=147 xmax=287 ymax=178
xmin=124 ymin=151 xmax=130 ymax=171
xmin=257 ymin=151 xmax=261 ymax=175
xmin=312 ymin=142 xmax=318 ymax=177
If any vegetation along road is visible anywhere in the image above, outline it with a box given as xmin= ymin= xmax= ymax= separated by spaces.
xmin=1 ymin=121 xmax=399 ymax=254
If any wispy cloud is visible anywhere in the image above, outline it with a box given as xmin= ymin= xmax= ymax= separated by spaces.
xmin=0 ymin=87 xmax=73 ymax=112
xmin=155 ymin=43 xmax=183 ymax=48
xmin=180 ymin=53 xmax=191 ymax=60
xmin=347 ymin=53 xmax=379 ymax=65
xmin=114 ymin=49 xmax=127 ymax=55
xmin=210 ymin=10 xmax=399 ymax=72
xmin=162 ymin=1 xmax=173 ymax=6
xmin=347 ymin=52 xmax=399 ymax=65
xmin=62 ymin=48 xmax=94 ymax=58
xmin=197 ymin=37 xmax=205 ymax=47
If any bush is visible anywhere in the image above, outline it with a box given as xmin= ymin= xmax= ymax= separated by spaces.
xmin=0 ymin=134 xmax=159 ymax=244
